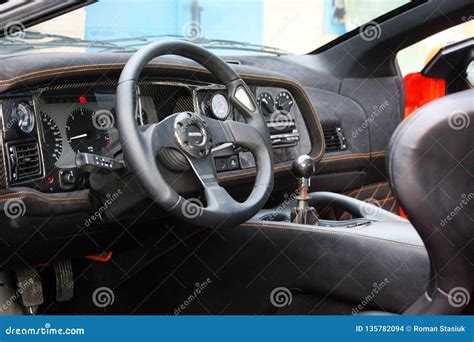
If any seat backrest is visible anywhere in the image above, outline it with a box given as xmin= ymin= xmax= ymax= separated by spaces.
xmin=388 ymin=89 xmax=473 ymax=314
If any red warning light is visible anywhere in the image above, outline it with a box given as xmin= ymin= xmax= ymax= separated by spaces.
xmin=47 ymin=176 xmax=54 ymax=184
xmin=79 ymin=96 xmax=87 ymax=104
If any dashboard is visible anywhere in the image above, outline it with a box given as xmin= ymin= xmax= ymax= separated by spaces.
xmin=0 ymin=78 xmax=313 ymax=193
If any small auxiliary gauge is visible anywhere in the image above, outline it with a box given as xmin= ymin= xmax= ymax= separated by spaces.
xmin=210 ymin=93 xmax=230 ymax=120
xmin=13 ymin=101 xmax=35 ymax=134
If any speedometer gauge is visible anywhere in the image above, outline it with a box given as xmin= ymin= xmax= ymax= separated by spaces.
xmin=66 ymin=108 xmax=110 ymax=153
xmin=41 ymin=112 xmax=63 ymax=162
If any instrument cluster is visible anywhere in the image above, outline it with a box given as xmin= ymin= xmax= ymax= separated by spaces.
xmin=38 ymin=93 xmax=154 ymax=168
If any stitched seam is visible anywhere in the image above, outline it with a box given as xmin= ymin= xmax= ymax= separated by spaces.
xmin=0 ymin=62 xmax=327 ymax=180
xmin=240 ymin=222 xmax=425 ymax=250
xmin=371 ymin=150 xmax=386 ymax=157
xmin=219 ymin=151 xmax=386 ymax=180
xmin=0 ymin=192 xmax=88 ymax=204
xmin=0 ymin=62 xmax=388 ymax=181
xmin=345 ymin=182 xmax=389 ymax=197
xmin=0 ymin=63 xmax=199 ymax=85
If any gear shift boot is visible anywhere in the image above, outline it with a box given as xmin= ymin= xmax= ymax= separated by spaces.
xmin=291 ymin=205 xmax=319 ymax=224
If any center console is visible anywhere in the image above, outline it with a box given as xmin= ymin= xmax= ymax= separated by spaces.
xmin=256 ymin=154 xmax=405 ymax=227
xmin=243 ymin=154 xmax=429 ymax=314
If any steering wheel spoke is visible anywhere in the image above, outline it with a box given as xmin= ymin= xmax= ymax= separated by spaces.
xmin=222 ymin=120 xmax=265 ymax=154
xmin=187 ymin=155 xmax=219 ymax=189
xmin=227 ymin=79 xmax=259 ymax=117
xmin=187 ymin=155 xmax=236 ymax=209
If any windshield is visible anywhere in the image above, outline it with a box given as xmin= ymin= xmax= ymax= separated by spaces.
xmin=1 ymin=0 xmax=412 ymax=56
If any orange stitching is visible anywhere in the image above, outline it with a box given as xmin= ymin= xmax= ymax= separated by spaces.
xmin=0 ymin=62 xmax=390 ymax=183
xmin=240 ymin=222 xmax=425 ymax=250
xmin=0 ymin=192 xmax=88 ymax=204
xmin=345 ymin=181 xmax=389 ymax=197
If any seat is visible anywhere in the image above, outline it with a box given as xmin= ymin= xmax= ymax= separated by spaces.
xmin=388 ymin=89 xmax=474 ymax=314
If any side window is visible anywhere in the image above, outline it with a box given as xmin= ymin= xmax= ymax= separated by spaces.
xmin=397 ymin=20 xmax=473 ymax=117
xmin=397 ymin=20 xmax=474 ymax=76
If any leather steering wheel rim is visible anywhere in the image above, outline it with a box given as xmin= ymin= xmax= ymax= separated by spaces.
xmin=116 ymin=40 xmax=274 ymax=227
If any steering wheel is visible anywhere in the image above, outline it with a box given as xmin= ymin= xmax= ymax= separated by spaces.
xmin=116 ymin=41 xmax=274 ymax=227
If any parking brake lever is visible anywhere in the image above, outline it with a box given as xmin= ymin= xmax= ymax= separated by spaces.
xmin=290 ymin=155 xmax=319 ymax=225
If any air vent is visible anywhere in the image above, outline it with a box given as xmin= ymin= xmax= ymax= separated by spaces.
xmin=6 ymin=140 xmax=42 ymax=183
xmin=323 ymin=126 xmax=347 ymax=152
xmin=224 ymin=60 xmax=241 ymax=65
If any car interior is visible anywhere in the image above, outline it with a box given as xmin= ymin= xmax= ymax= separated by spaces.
xmin=0 ymin=0 xmax=472 ymax=316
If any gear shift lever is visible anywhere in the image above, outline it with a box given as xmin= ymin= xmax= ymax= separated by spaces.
xmin=291 ymin=155 xmax=319 ymax=224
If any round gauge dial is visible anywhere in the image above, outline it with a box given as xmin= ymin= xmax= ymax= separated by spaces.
xmin=65 ymin=108 xmax=110 ymax=153
xmin=41 ymin=112 xmax=63 ymax=162
xmin=257 ymin=92 xmax=275 ymax=116
xmin=13 ymin=101 xmax=35 ymax=134
xmin=275 ymin=91 xmax=293 ymax=113
xmin=210 ymin=93 xmax=230 ymax=120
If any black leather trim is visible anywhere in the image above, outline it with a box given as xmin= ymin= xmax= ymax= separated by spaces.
xmin=388 ymin=89 xmax=474 ymax=314
xmin=238 ymin=220 xmax=429 ymax=313
xmin=0 ymin=187 xmax=90 ymax=216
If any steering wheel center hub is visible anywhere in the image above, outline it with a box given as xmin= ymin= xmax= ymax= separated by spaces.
xmin=174 ymin=112 xmax=212 ymax=158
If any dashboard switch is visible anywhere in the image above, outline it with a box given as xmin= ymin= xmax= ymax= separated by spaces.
xmin=228 ymin=155 xmax=240 ymax=170
xmin=215 ymin=158 xmax=228 ymax=172
xmin=59 ymin=169 xmax=80 ymax=191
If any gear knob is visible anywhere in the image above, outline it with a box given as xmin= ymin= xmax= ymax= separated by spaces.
xmin=292 ymin=155 xmax=314 ymax=179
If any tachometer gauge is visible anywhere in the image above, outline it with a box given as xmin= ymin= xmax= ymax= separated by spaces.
xmin=210 ymin=93 xmax=230 ymax=120
xmin=257 ymin=92 xmax=274 ymax=116
xmin=275 ymin=91 xmax=293 ymax=113
xmin=41 ymin=112 xmax=63 ymax=162
xmin=65 ymin=108 xmax=110 ymax=153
